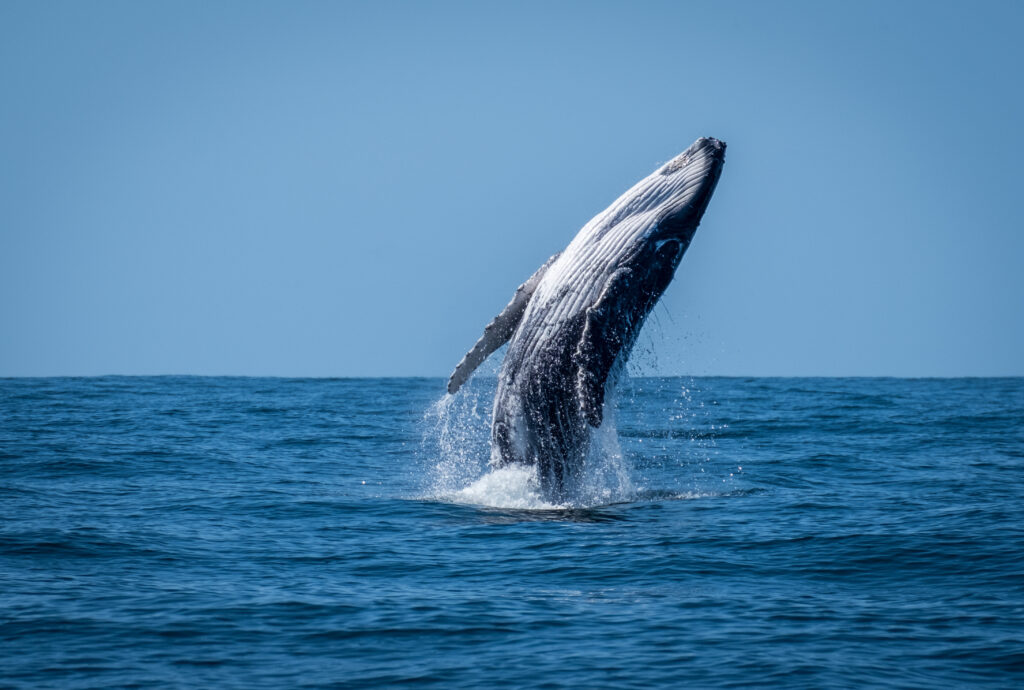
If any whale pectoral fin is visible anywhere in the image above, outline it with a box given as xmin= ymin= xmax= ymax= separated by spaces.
xmin=576 ymin=241 xmax=684 ymax=425
xmin=447 ymin=252 xmax=561 ymax=394
xmin=575 ymin=268 xmax=636 ymax=427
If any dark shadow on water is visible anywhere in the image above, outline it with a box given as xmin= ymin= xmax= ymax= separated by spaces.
xmin=411 ymin=498 xmax=632 ymax=524
xmin=473 ymin=506 xmax=631 ymax=524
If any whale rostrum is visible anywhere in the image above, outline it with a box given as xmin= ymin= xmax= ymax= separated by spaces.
xmin=448 ymin=137 xmax=726 ymax=500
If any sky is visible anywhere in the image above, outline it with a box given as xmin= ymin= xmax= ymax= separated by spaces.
xmin=2 ymin=0 xmax=1022 ymax=377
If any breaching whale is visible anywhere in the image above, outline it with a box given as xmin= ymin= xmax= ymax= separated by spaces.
xmin=447 ymin=137 xmax=726 ymax=500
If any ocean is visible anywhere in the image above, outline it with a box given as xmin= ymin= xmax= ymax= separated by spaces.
xmin=1 ymin=376 xmax=1022 ymax=688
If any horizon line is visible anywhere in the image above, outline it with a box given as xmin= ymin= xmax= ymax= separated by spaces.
xmin=2 ymin=373 xmax=1023 ymax=381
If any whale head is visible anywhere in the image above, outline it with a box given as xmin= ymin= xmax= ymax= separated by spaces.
xmin=585 ymin=136 xmax=726 ymax=257
xmin=651 ymin=137 xmax=726 ymax=243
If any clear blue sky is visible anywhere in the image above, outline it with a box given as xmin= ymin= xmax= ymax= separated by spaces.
xmin=2 ymin=0 xmax=1022 ymax=377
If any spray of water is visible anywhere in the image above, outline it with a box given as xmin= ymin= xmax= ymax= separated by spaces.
xmin=420 ymin=358 xmax=641 ymax=510
xmin=420 ymin=371 xmax=565 ymax=509
xmin=419 ymin=319 xmax=736 ymax=510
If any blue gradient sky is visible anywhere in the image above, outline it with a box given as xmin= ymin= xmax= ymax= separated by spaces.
xmin=2 ymin=1 xmax=1022 ymax=376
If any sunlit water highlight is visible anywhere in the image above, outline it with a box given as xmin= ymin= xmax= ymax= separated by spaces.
xmin=2 ymin=376 xmax=1023 ymax=688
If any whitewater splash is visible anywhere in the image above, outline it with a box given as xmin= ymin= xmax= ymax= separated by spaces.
xmin=452 ymin=464 xmax=562 ymax=510
xmin=421 ymin=372 xmax=636 ymax=510
xmin=419 ymin=333 xmax=734 ymax=511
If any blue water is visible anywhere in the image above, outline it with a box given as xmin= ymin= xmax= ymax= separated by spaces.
xmin=2 ymin=376 xmax=1023 ymax=688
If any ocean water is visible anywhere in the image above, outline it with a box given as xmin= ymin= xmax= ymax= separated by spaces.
xmin=1 ymin=376 xmax=1023 ymax=688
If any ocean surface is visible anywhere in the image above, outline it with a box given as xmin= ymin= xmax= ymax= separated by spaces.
xmin=1 ymin=376 xmax=1023 ymax=688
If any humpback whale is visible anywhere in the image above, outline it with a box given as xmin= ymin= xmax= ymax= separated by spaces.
xmin=447 ymin=137 xmax=726 ymax=500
